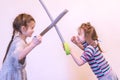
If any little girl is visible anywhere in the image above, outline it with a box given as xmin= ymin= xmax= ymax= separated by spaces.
xmin=70 ymin=22 xmax=118 ymax=80
xmin=0 ymin=13 xmax=42 ymax=80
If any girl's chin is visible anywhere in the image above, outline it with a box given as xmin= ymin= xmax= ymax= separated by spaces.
xmin=28 ymin=35 xmax=32 ymax=37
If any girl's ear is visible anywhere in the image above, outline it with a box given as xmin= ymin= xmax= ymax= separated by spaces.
xmin=21 ymin=26 xmax=27 ymax=34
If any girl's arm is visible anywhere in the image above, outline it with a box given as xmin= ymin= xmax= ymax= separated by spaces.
xmin=70 ymin=48 xmax=85 ymax=66
xmin=71 ymin=36 xmax=84 ymax=50
xmin=76 ymin=42 xmax=84 ymax=50
xmin=18 ymin=35 xmax=42 ymax=60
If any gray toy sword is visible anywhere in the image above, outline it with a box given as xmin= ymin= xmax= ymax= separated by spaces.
xmin=40 ymin=9 xmax=68 ymax=36
xmin=39 ymin=0 xmax=70 ymax=55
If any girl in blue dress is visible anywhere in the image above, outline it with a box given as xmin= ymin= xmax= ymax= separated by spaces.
xmin=0 ymin=13 xmax=42 ymax=80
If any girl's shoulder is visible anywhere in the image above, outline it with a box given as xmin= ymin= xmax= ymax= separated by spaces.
xmin=85 ymin=45 xmax=95 ymax=50
xmin=12 ymin=36 xmax=27 ymax=48
xmin=85 ymin=45 xmax=96 ymax=54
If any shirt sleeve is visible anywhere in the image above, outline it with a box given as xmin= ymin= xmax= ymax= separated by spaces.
xmin=81 ymin=46 xmax=94 ymax=62
xmin=82 ymin=41 xmax=89 ymax=49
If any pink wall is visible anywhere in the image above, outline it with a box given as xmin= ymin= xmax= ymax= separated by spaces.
xmin=0 ymin=0 xmax=120 ymax=80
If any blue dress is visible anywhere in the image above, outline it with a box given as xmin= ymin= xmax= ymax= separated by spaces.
xmin=0 ymin=34 xmax=27 ymax=80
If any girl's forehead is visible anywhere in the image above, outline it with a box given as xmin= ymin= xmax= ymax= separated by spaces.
xmin=79 ymin=28 xmax=84 ymax=32
xmin=78 ymin=28 xmax=85 ymax=35
xmin=27 ymin=21 xmax=35 ymax=26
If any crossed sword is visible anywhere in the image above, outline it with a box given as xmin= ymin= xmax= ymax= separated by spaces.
xmin=39 ymin=0 xmax=70 ymax=55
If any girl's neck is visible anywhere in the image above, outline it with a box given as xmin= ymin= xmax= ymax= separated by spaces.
xmin=19 ymin=33 xmax=27 ymax=42
xmin=86 ymin=39 xmax=97 ymax=47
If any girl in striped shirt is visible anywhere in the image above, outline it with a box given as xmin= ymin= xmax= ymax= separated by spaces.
xmin=70 ymin=22 xmax=118 ymax=80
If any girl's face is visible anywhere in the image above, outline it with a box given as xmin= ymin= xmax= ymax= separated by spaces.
xmin=78 ymin=28 xmax=84 ymax=36
xmin=78 ymin=28 xmax=85 ymax=42
xmin=24 ymin=21 xmax=35 ymax=37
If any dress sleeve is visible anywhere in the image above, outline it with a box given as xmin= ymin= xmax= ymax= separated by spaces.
xmin=80 ymin=46 xmax=94 ymax=62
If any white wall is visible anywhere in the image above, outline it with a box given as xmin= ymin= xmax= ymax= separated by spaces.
xmin=0 ymin=0 xmax=120 ymax=80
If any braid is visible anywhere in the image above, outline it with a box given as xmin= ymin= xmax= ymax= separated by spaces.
xmin=3 ymin=30 xmax=15 ymax=63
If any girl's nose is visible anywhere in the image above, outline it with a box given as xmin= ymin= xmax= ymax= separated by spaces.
xmin=32 ymin=30 xmax=34 ymax=33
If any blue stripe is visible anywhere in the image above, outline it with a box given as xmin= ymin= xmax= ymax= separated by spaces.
xmin=89 ymin=61 xmax=96 ymax=65
xmin=82 ymin=42 xmax=88 ymax=48
xmin=97 ymin=74 xmax=104 ymax=78
xmin=94 ymin=51 xmax=100 ymax=57
xmin=101 ymin=63 xmax=109 ymax=70
xmin=87 ymin=47 xmax=94 ymax=55
xmin=93 ymin=67 xmax=100 ymax=72
xmin=85 ymin=51 xmax=92 ymax=57
xmin=89 ymin=58 xmax=94 ymax=61
xmin=98 ymin=58 xmax=105 ymax=65
xmin=96 ymin=55 xmax=103 ymax=61
xmin=103 ymin=66 xmax=110 ymax=73
xmin=81 ymin=56 xmax=87 ymax=61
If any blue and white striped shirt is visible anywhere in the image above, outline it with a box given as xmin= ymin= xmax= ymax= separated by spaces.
xmin=81 ymin=42 xmax=111 ymax=78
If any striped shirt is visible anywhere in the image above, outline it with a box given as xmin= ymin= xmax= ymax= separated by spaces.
xmin=81 ymin=42 xmax=111 ymax=78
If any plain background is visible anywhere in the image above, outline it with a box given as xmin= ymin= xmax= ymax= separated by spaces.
xmin=0 ymin=0 xmax=120 ymax=80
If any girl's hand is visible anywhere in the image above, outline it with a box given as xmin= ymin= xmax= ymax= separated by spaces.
xmin=31 ymin=35 xmax=42 ymax=46
xmin=77 ymin=35 xmax=85 ymax=43
xmin=71 ymin=36 xmax=77 ymax=44
xmin=71 ymin=36 xmax=84 ymax=50
xmin=71 ymin=36 xmax=81 ymax=45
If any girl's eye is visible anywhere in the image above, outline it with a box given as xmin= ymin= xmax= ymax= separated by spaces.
xmin=31 ymin=26 xmax=34 ymax=29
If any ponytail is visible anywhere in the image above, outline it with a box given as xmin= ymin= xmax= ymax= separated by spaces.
xmin=97 ymin=39 xmax=103 ymax=52
xmin=3 ymin=30 xmax=15 ymax=63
